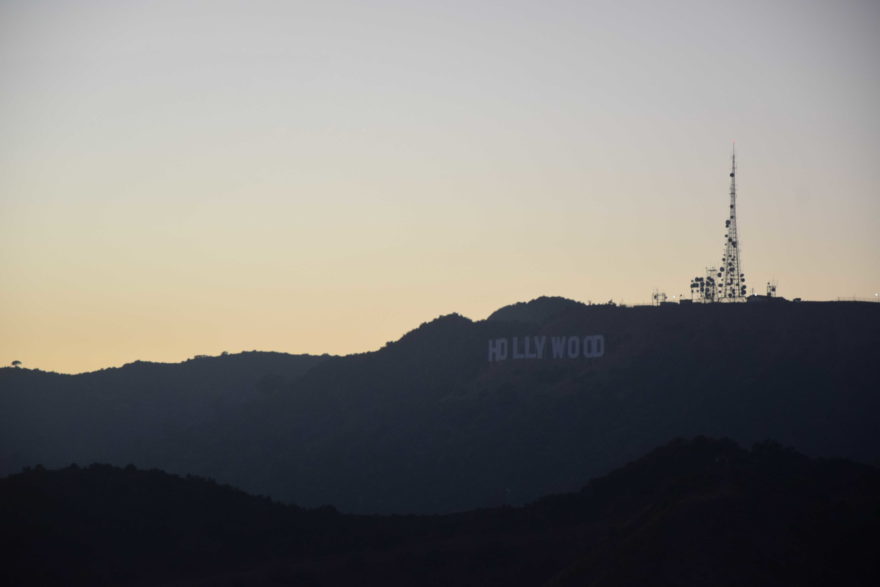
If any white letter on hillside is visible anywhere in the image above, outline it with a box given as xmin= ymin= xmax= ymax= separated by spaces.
xmin=567 ymin=336 xmax=580 ymax=358
xmin=551 ymin=336 xmax=566 ymax=358
xmin=512 ymin=337 xmax=525 ymax=359
xmin=488 ymin=338 xmax=508 ymax=362
xmin=534 ymin=336 xmax=546 ymax=359
xmin=583 ymin=335 xmax=605 ymax=358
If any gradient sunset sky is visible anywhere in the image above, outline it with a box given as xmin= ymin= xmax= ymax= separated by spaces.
xmin=2 ymin=0 xmax=878 ymax=373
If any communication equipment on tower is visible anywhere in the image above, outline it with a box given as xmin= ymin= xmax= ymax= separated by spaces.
xmin=652 ymin=290 xmax=668 ymax=306
xmin=688 ymin=147 xmax=747 ymax=302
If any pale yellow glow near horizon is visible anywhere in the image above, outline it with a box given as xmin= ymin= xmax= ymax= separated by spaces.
xmin=2 ymin=1 xmax=878 ymax=374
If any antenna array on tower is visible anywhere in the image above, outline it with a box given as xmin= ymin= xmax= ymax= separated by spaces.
xmin=689 ymin=148 xmax=747 ymax=302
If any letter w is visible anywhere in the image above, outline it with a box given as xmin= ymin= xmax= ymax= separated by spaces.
xmin=551 ymin=336 xmax=566 ymax=359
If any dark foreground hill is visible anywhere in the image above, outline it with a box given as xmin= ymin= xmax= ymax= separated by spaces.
xmin=2 ymin=298 xmax=879 ymax=513
xmin=2 ymin=438 xmax=878 ymax=586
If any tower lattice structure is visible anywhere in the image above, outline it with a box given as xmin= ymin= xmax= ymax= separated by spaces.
xmin=718 ymin=147 xmax=746 ymax=301
xmin=689 ymin=147 xmax=747 ymax=303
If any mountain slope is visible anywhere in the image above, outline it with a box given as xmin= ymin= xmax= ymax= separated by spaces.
xmin=2 ymin=298 xmax=878 ymax=513
xmin=2 ymin=438 xmax=878 ymax=586
xmin=193 ymin=300 xmax=879 ymax=512
xmin=0 ymin=351 xmax=327 ymax=475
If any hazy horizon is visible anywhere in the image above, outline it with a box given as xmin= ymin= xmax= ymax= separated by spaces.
xmin=3 ymin=0 xmax=879 ymax=374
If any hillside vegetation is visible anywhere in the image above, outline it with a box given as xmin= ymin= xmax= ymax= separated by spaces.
xmin=2 ymin=438 xmax=877 ymax=586
xmin=2 ymin=298 xmax=878 ymax=513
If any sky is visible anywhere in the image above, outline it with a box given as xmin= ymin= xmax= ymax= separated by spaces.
xmin=2 ymin=0 xmax=878 ymax=373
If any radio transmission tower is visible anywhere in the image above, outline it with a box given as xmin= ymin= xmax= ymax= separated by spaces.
xmin=718 ymin=145 xmax=746 ymax=301
xmin=689 ymin=146 xmax=747 ymax=302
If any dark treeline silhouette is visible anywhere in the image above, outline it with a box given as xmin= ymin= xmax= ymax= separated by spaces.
xmin=0 ymin=351 xmax=327 ymax=476
xmin=2 ymin=437 xmax=878 ymax=586
xmin=1 ymin=298 xmax=879 ymax=513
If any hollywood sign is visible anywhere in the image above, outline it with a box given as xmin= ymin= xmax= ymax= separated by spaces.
xmin=488 ymin=335 xmax=605 ymax=362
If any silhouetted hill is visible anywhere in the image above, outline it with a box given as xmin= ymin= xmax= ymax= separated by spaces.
xmin=190 ymin=299 xmax=879 ymax=512
xmin=2 ymin=298 xmax=879 ymax=513
xmin=487 ymin=296 xmax=588 ymax=324
xmin=0 ymin=351 xmax=327 ymax=475
xmin=2 ymin=438 xmax=878 ymax=586
xmin=0 ymin=462 xmax=341 ymax=586
xmin=542 ymin=438 xmax=880 ymax=587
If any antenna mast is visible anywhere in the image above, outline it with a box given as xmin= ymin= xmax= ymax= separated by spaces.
xmin=718 ymin=145 xmax=746 ymax=301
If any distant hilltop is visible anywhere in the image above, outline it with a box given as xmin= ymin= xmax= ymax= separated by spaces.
xmin=487 ymin=296 xmax=588 ymax=323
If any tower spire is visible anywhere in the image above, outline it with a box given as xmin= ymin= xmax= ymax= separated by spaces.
xmin=719 ymin=144 xmax=746 ymax=301
xmin=688 ymin=146 xmax=749 ymax=303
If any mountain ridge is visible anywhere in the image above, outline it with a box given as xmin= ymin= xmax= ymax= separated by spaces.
xmin=3 ymin=437 xmax=877 ymax=586
xmin=2 ymin=297 xmax=878 ymax=513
